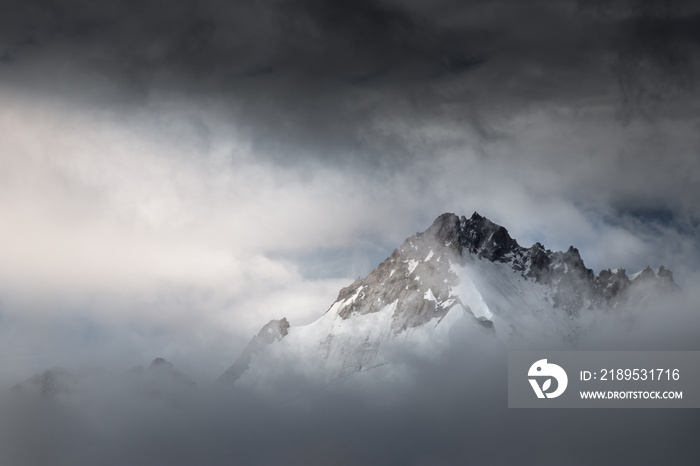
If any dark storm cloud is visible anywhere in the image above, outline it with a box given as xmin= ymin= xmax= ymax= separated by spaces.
xmin=3 ymin=0 xmax=699 ymax=164
xmin=0 ymin=0 xmax=466 ymax=165
xmin=1 ymin=0 xmax=475 ymax=85
xmin=586 ymin=0 xmax=700 ymax=121
xmin=0 ymin=1 xmax=698 ymax=300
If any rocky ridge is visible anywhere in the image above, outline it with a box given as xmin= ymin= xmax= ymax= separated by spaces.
xmin=220 ymin=212 xmax=679 ymax=386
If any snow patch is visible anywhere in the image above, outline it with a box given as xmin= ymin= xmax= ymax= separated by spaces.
xmin=325 ymin=286 xmax=365 ymax=315
xmin=449 ymin=259 xmax=582 ymax=345
xmin=440 ymin=298 xmax=455 ymax=309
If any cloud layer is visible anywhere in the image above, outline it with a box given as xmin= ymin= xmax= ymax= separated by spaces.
xmin=0 ymin=2 xmax=699 ymax=463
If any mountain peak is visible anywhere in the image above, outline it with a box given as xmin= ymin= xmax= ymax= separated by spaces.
xmin=426 ymin=212 xmax=520 ymax=261
xmin=150 ymin=357 xmax=172 ymax=369
xmin=215 ymin=318 xmax=290 ymax=386
xmin=221 ymin=212 xmax=681 ymax=388
xmin=325 ymin=211 xmax=678 ymax=320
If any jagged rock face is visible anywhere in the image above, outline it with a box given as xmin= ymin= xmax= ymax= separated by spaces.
xmin=335 ymin=246 xmax=457 ymax=331
xmin=430 ymin=213 xmax=606 ymax=315
xmin=430 ymin=212 xmax=521 ymax=261
xmin=595 ymin=268 xmax=631 ymax=303
xmin=329 ymin=212 xmax=530 ymax=331
xmin=222 ymin=212 xmax=680 ymax=388
xmin=324 ymin=212 xmax=674 ymax=323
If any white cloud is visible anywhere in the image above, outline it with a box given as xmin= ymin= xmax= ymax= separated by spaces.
xmin=0 ymin=83 xmax=697 ymax=386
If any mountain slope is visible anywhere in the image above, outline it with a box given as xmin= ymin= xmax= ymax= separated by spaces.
xmin=220 ymin=212 xmax=679 ymax=389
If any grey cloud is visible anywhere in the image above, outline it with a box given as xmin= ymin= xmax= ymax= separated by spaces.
xmin=3 ymin=0 xmax=698 ymax=164
xmin=0 ymin=3 xmax=699 ymax=463
xmin=2 ymin=0 xmax=699 ymax=234
xmin=3 ymin=304 xmax=700 ymax=466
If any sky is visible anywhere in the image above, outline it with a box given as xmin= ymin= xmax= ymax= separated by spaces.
xmin=1 ymin=0 xmax=700 ymax=464
xmin=2 ymin=0 xmax=700 ymax=382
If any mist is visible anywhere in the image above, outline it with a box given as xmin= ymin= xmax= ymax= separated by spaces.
xmin=2 ymin=291 xmax=700 ymax=466
xmin=1 ymin=0 xmax=700 ymax=464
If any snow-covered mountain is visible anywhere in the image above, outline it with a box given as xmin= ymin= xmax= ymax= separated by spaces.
xmin=219 ymin=212 xmax=679 ymax=390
